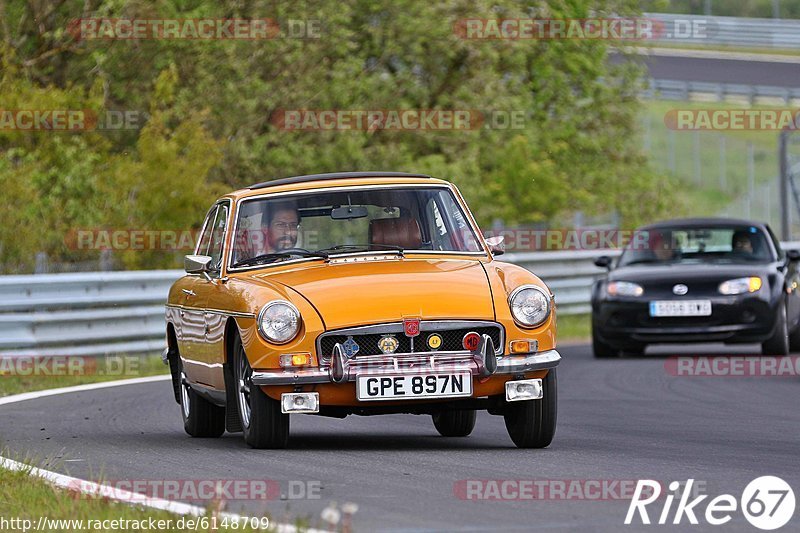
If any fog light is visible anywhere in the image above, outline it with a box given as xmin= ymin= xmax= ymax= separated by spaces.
xmin=279 ymin=353 xmax=313 ymax=368
xmin=505 ymin=379 xmax=543 ymax=402
xmin=281 ymin=392 xmax=319 ymax=414
xmin=509 ymin=340 xmax=538 ymax=354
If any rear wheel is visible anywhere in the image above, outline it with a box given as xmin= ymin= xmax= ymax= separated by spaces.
xmin=762 ymin=303 xmax=789 ymax=356
xmin=179 ymin=360 xmax=225 ymax=438
xmin=432 ymin=410 xmax=476 ymax=437
xmin=504 ymin=368 xmax=557 ymax=448
xmin=234 ymin=336 xmax=289 ymax=449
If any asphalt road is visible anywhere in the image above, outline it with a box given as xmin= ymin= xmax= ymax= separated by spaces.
xmin=2 ymin=343 xmax=799 ymax=532
xmin=612 ymin=51 xmax=800 ymax=87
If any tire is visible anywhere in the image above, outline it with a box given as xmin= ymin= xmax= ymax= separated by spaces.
xmin=762 ymin=303 xmax=789 ymax=356
xmin=592 ymin=325 xmax=620 ymax=359
xmin=432 ymin=410 xmax=476 ymax=437
xmin=789 ymin=318 xmax=800 ymax=353
xmin=504 ymin=368 xmax=557 ymax=449
xmin=233 ymin=335 xmax=289 ymax=449
xmin=179 ymin=360 xmax=225 ymax=438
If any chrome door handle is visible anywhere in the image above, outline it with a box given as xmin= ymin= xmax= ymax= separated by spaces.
xmin=181 ymin=289 xmax=196 ymax=296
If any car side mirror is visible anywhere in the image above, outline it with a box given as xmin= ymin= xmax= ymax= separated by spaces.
xmin=485 ymin=236 xmax=505 ymax=256
xmin=786 ymin=249 xmax=800 ymax=262
xmin=185 ymin=254 xmax=214 ymax=280
xmin=594 ymin=255 xmax=613 ymax=270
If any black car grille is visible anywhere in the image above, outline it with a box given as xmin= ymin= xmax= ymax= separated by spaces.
xmin=318 ymin=324 xmax=503 ymax=360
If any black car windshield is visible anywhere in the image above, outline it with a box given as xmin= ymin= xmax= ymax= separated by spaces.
xmin=229 ymin=186 xmax=483 ymax=267
xmin=618 ymin=225 xmax=774 ymax=267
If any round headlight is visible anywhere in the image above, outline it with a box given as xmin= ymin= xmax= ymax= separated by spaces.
xmin=509 ymin=285 xmax=551 ymax=328
xmin=257 ymin=301 xmax=301 ymax=344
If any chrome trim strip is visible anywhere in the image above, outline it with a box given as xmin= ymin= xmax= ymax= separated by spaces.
xmin=250 ymin=349 xmax=560 ymax=386
xmin=316 ymin=320 xmax=505 ymax=359
xmin=165 ymin=304 xmax=255 ymax=319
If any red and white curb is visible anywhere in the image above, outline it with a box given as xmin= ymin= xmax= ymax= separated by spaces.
xmin=0 ymin=375 xmax=326 ymax=533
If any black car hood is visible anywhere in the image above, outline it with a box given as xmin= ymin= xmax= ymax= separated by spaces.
xmin=605 ymin=262 xmax=783 ymax=299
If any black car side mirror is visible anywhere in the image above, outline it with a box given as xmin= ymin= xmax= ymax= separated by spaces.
xmin=786 ymin=249 xmax=800 ymax=262
xmin=594 ymin=256 xmax=613 ymax=270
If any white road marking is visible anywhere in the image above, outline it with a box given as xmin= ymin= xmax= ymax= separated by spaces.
xmin=0 ymin=375 xmax=326 ymax=533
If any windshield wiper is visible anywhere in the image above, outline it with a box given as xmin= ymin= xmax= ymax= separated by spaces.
xmin=232 ymin=250 xmax=328 ymax=268
xmin=317 ymin=244 xmax=405 ymax=255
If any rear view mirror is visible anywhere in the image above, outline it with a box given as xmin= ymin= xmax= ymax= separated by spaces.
xmin=331 ymin=205 xmax=368 ymax=220
xmin=594 ymin=256 xmax=613 ymax=270
xmin=185 ymin=254 xmax=214 ymax=280
xmin=485 ymin=236 xmax=505 ymax=256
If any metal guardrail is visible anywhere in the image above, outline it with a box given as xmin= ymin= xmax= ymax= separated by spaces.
xmin=644 ymin=78 xmax=800 ymax=105
xmin=4 ymin=243 xmax=800 ymax=356
xmin=645 ymin=13 xmax=800 ymax=50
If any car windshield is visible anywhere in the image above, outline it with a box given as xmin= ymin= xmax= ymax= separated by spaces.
xmin=618 ymin=225 xmax=774 ymax=267
xmin=229 ymin=186 xmax=483 ymax=267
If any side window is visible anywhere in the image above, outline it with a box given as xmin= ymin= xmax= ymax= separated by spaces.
xmin=208 ymin=204 xmax=229 ymax=272
xmin=195 ymin=206 xmax=218 ymax=256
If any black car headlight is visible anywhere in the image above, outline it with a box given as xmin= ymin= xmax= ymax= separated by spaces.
xmin=719 ymin=277 xmax=762 ymax=295
xmin=607 ymin=281 xmax=644 ymax=297
xmin=509 ymin=285 xmax=551 ymax=328
xmin=258 ymin=300 xmax=301 ymax=344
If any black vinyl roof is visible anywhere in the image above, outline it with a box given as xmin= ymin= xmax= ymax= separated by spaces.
xmin=639 ymin=217 xmax=768 ymax=230
xmin=249 ymin=171 xmax=432 ymax=190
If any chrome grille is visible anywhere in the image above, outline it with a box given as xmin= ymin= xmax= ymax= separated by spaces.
xmin=316 ymin=321 xmax=504 ymax=362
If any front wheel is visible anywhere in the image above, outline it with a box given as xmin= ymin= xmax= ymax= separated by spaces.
xmin=233 ymin=336 xmax=289 ymax=449
xmin=432 ymin=410 xmax=476 ymax=437
xmin=762 ymin=303 xmax=789 ymax=356
xmin=592 ymin=326 xmax=620 ymax=359
xmin=504 ymin=369 xmax=557 ymax=448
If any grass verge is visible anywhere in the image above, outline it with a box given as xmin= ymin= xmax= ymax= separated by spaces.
xmin=557 ymin=313 xmax=591 ymax=344
xmin=0 ymin=354 xmax=169 ymax=398
xmin=0 ymin=463 xmax=270 ymax=532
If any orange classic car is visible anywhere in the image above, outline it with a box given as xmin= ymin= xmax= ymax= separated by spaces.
xmin=164 ymin=172 xmax=560 ymax=448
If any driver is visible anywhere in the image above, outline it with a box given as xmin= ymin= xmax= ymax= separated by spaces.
xmin=650 ymin=231 xmax=677 ymax=261
xmin=731 ymin=231 xmax=754 ymax=255
xmin=263 ymin=202 xmax=300 ymax=253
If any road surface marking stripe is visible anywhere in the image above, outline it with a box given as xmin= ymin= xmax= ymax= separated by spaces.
xmin=0 ymin=375 xmax=326 ymax=533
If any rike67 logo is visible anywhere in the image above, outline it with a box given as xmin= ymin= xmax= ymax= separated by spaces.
xmin=626 ymin=477 xmax=795 ymax=530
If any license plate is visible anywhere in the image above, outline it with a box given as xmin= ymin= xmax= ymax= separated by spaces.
xmin=356 ymin=373 xmax=472 ymax=401
xmin=649 ymin=300 xmax=712 ymax=317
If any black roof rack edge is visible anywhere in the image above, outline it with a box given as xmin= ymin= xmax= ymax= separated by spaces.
xmin=248 ymin=171 xmax=434 ymax=190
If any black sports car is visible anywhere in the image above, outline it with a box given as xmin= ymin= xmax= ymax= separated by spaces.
xmin=591 ymin=218 xmax=800 ymax=357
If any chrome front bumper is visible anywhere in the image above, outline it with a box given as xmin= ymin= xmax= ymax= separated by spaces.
xmin=250 ymin=348 xmax=561 ymax=386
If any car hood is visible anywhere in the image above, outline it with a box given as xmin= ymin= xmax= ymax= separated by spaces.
xmin=249 ymin=258 xmax=495 ymax=330
xmin=608 ymin=262 xmax=779 ymax=297
xmin=609 ymin=262 xmax=775 ymax=283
